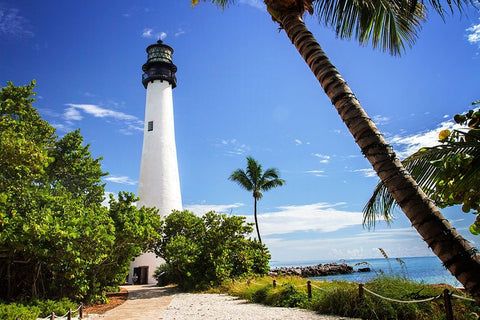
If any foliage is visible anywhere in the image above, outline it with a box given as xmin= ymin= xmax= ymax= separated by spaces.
xmin=193 ymin=0 xmax=472 ymax=56
xmin=363 ymin=106 xmax=480 ymax=234
xmin=0 ymin=302 xmax=40 ymax=320
xmin=219 ymin=275 xmax=479 ymax=320
xmin=0 ymin=297 xmax=77 ymax=320
xmin=0 ymin=81 xmax=161 ymax=302
xmin=153 ymin=210 xmax=270 ymax=290
xmin=229 ymin=156 xmax=284 ymax=243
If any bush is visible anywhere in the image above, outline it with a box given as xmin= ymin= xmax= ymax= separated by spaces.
xmin=32 ymin=297 xmax=78 ymax=317
xmin=154 ymin=210 xmax=271 ymax=290
xmin=0 ymin=298 xmax=77 ymax=320
xmin=0 ymin=303 xmax=40 ymax=320
xmin=153 ymin=263 xmax=176 ymax=286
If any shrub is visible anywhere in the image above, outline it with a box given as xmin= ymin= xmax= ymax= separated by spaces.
xmin=153 ymin=263 xmax=176 ymax=286
xmin=154 ymin=210 xmax=271 ymax=290
xmin=0 ymin=298 xmax=77 ymax=320
xmin=0 ymin=303 xmax=41 ymax=320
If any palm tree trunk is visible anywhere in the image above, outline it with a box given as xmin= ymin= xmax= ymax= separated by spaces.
xmin=280 ymin=12 xmax=480 ymax=302
xmin=254 ymin=197 xmax=263 ymax=244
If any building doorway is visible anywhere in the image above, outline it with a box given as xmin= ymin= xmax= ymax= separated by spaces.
xmin=133 ymin=266 xmax=149 ymax=284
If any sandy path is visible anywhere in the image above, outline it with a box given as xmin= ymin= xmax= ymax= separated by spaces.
xmin=86 ymin=285 xmax=359 ymax=320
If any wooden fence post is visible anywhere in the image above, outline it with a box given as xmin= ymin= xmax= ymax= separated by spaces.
xmin=359 ymin=283 xmax=364 ymax=302
xmin=50 ymin=312 xmax=55 ymax=320
xmin=443 ymin=289 xmax=453 ymax=320
xmin=67 ymin=308 xmax=72 ymax=320
xmin=307 ymin=281 xmax=312 ymax=299
xmin=247 ymin=279 xmax=251 ymax=286
xmin=273 ymin=279 xmax=276 ymax=288
xmin=80 ymin=303 xmax=84 ymax=319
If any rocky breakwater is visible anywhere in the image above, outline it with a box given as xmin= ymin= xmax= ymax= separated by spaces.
xmin=269 ymin=263 xmax=354 ymax=277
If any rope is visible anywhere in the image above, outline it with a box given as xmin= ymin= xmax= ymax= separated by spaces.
xmin=363 ymin=287 xmax=442 ymax=304
xmin=310 ymin=284 xmax=328 ymax=292
xmin=36 ymin=305 xmax=83 ymax=320
xmin=451 ymin=294 xmax=476 ymax=302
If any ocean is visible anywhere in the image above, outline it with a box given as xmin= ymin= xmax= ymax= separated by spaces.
xmin=270 ymin=256 xmax=462 ymax=287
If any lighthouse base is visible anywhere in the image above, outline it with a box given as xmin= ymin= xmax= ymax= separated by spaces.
xmin=128 ymin=252 xmax=164 ymax=285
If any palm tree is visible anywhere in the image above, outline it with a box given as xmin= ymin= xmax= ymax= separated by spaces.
xmin=229 ymin=157 xmax=285 ymax=244
xmin=192 ymin=0 xmax=480 ymax=301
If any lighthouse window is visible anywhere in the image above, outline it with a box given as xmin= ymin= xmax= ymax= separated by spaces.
xmin=148 ymin=121 xmax=153 ymax=131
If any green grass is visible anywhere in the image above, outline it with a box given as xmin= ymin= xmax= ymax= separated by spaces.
xmin=214 ymin=275 xmax=479 ymax=320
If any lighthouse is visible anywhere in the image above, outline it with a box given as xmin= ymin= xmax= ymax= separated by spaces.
xmin=129 ymin=40 xmax=182 ymax=284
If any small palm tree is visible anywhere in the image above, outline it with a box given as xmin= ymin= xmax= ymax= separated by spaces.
xmin=229 ymin=157 xmax=285 ymax=244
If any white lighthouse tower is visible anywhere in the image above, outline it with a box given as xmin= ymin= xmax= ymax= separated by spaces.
xmin=129 ymin=40 xmax=182 ymax=284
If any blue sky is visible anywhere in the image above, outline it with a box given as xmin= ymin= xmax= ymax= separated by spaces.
xmin=1 ymin=0 xmax=479 ymax=263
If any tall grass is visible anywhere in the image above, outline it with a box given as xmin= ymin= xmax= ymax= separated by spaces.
xmin=216 ymin=275 xmax=479 ymax=320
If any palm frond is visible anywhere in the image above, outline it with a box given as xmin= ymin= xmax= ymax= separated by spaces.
xmin=363 ymin=180 xmax=396 ymax=229
xmin=261 ymin=177 xmax=285 ymax=191
xmin=363 ymin=138 xmax=480 ymax=228
xmin=229 ymin=169 xmax=254 ymax=191
xmin=246 ymin=156 xmax=263 ymax=185
xmin=191 ymin=0 xmax=234 ymax=8
xmin=263 ymin=168 xmax=281 ymax=179
xmin=313 ymin=0 xmax=425 ymax=55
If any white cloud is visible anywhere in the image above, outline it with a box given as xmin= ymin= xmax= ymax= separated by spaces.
xmin=65 ymin=104 xmax=136 ymax=121
xmin=294 ymin=139 xmax=302 ymax=145
xmin=312 ymin=153 xmax=330 ymax=163
xmin=174 ymin=28 xmax=186 ymax=37
xmin=305 ymin=170 xmax=326 ymax=177
xmin=64 ymin=103 xmax=143 ymax=134
xmin=142 ymin=28 xmax=167 ymax=40
xmin=63 ymin=106 xmax=83 ymax=121
xmin=142 ymin=28 xmax=154 ymax=38
xmin=265 ymin=227 xmax=431 ymax=261
xmin=238 ymin=0 xmax=265 ymax=10
xmin=184 ymin=203 xmax=244 ymax=215
xmin=51 ymin=122 xmax=71 ymax=132
xmin=388 ymin=120 xmax=461 ymax=159
xmin=467 ymin=19 xmax=480 ymax=47
xmin=216 ymin=138 xmax=250 ymax=156
xmin=351 ymin=168 xmax=377 ymax=178
xmin=0 ymin=4 xmax=33 ymax=38
xmin=372 ymin=115 xmax=390 ymax=125
xmin=104 ymin=175 xmax=137 ymax=185
xmin=258 ymin=202 xmax=362 ymax=235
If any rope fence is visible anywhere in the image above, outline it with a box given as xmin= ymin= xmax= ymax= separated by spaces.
xmin=232 ymin=278 xmax=476 ymax=320
xmin=37 ymin=304 xmax=84 ymax=320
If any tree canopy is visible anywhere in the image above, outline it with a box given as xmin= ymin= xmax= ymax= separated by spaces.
xmin=0 ymin=81 xmax=161 ymax=302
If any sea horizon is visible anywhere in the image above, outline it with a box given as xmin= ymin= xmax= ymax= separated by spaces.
xmin=270 ymin=255 xmax=462 ymax=287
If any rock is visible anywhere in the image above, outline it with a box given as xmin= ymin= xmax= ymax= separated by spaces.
xmin=270 ymin=263 xmax=354 ymax=277
xmin=357 ymin=267 xmax=371 ymax=273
